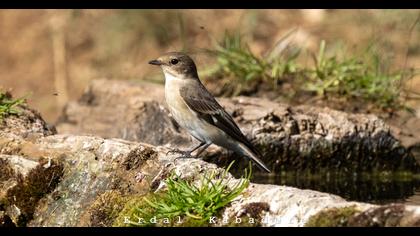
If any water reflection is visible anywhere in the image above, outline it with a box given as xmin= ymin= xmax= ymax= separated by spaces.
xmin=234 ymin=170 xmax=420 ymax=205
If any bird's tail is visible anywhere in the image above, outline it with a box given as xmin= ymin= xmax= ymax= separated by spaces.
xmin=236 ymin=143 xmax=271 ymax=173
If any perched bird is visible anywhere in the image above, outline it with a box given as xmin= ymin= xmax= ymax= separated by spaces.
xmin=149 ymin=52 xmax=271 ymax=173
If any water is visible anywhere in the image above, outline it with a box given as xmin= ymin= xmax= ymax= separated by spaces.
xmin=247 ymin=171 xmax=420 ymax=205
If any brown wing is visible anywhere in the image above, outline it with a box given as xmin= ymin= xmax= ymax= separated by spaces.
xmin=179 ymin=82 xmax=261 ymax=157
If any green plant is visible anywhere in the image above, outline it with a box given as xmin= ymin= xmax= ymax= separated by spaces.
xmin=0 ymin=91 xmax=26 ymax=121
xmin=123 ymin=161 xmax=252 ymax=226
xmin=207 ymin=30 xmax=300 ymax=95
xmin=304 ymin=40 xmax=414 ymax=111
xmin=214 ymin=31 xmax=267 ymax=82
xmin=205 ymin=27 xmax=418 ymax=112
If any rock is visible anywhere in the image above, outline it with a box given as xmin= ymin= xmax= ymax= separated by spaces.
xmin=0 ymin=134 xmax=419 ymax=227
xmin=305 ymin=203 xmax=420 ymax=227
xmin=0 ymin=154 xmax=63 ymax=226
xmin=0 ymin=154 xmax=41 ymax=224
xmin=1 ymin=80 xmax=419 ymax=227
xmin=56 ymin=79 xmax=419 ymax=173
xmin=56 ymin=79 xmax=190 ymax=146
xmin=0 ymin=103 xmax=56 ymax=140
xmin=388 ymin=114 xmax=420 ymax=163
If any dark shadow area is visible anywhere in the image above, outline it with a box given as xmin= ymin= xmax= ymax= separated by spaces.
xmin=230 ymin=168 xmax=420 ymax=205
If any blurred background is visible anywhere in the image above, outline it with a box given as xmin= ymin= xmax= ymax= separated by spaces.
xmin=1 ymin=9 xmax=420 ymax=205
xmin=0 ymin=9 xmax=419 ymax=123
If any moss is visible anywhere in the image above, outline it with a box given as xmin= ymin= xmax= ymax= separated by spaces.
xmin=88 ymin=190 xmax=128 ymax=227
xmin=305 ymin=206 xmax=360 ymax=227
xmin=122 ymin=146 xmax=157 ymax=171
xmin=5 ymin=158 xmax=64 ymax=226
xmin=347 ymin=204 xmax=405 ymax=227
xmin=0 ymin=159 xmax=15 ymax=182
xmin=306 ymin=204 xmax=415 ymax=227
xmin=113 ymin=194 xmax=154 ymax=227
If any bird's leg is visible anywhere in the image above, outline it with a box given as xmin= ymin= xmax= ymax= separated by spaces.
xmin=192 ymin=142 xmax=212 ymax=159
xmin=167 ymin=142 xmax=206 ymax=157
xmin=188 ymin=142 xmax=207 ymax=154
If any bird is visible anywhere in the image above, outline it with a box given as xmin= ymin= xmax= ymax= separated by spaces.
xmin=149 ymin=52 xmax=271 ymax=173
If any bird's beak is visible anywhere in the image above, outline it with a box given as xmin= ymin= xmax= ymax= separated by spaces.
xmin=148 ymin=59 xmax=162 ymax=66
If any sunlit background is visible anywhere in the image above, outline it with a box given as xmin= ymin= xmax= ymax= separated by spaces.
xmin=0 ymin=9 xmax=419 ymax=123
xmin=1 ymin=9 xmax=420 ymax=206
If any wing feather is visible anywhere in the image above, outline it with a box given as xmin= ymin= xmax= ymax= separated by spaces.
xmin=179 ymin=83 xmax=262 ymax=157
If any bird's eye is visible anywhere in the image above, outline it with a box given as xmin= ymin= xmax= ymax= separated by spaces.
xmin=170 ymin=59 xmax=179 ymax=65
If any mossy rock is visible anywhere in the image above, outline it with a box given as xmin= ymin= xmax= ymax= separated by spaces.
xmin=346 ymin=204 xmax=407 ymax=227
xmin=305 ymin=206 xmax=360 ymax=227
xmin=5 ymin=158 xmax=64 ymax=226
xmin=122 ymin=145 xmax=158 ymax=171
xmin=113 ymin=194 xmax=158 ymax=227
xmin=0 ymin=159 xmax=15 ymax=182
xmin=88 ymin=190 xmax=128 ymax=227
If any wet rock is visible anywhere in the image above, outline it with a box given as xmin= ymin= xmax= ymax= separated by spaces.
xmin=304 ymin=206 xmax=361 ymax=227
xmin=56 ymin=79 xmax=419 ymax=173
xmin=306 ymin=203 xmax=420 ymax=227
xmin=388 ymin=114 xmax=420 ymax=163
xmin=347 ymin=203 xmax=406 ymax=226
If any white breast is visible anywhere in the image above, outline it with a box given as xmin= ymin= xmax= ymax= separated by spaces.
xmin=163 ymin=72 xmax=188 ymax=118
xmin=164 ymin=73 xmax=200 ymax=136
xmin=163 ymin=72 xmax=221 ymax=143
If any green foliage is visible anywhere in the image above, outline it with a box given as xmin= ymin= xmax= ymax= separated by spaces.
xmin=207 ymin=31 xmax=414 ymax=111
xmin=304 ymin=40 xmax=413 ymax=110
xmin=209 ymin=30 xmax=300 ymax=93
xmin=214 ymin=32 xmax=266 ymax=82
xmin=122 ymin=161 xmax=252 ymax=227
xmin=0 ymin=91 xmax=25 ymax=120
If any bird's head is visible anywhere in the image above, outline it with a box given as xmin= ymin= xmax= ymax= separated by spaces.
xmin=149 ymin=52 xmax=198 ymax=79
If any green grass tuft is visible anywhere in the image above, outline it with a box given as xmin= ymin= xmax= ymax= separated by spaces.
xmin=206 ymin=31 xmax=415 ymax=112
xmin=0 ymin=91 xmax=26 ymax=121
xmin=120 ymin=161 xmax=252 ymax=227
xmin=207 ymin=31 xmax=300 ymax=95
xmin=304 ymin=40 xmax=414 ymax=111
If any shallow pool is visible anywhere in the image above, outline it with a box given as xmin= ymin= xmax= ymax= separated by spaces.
xmin=236 ymin=170 xmax=420 ymax=205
